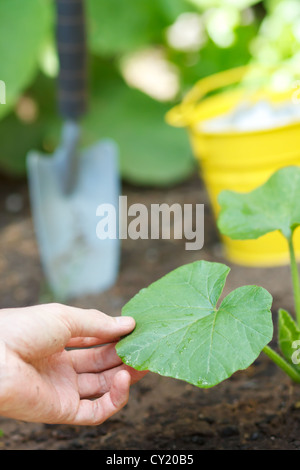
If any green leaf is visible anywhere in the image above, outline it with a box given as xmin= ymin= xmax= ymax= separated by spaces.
xmin=0 ymin=60 xmax=194 ymax=184
xmin=86 ymin=0 xmax=189 ymax=56
xmin=0 ymin=0 xmax=53 ymax=118
xmin=83 ymin=66 xmax=194 ymax=186
xmin=0 ymin=72 xmax=58 ymax=177
xmin=217 ymin=166 xmax=300 ymax=241
xmin=0 ymin=114 xmax=43 ymax=175
xmin=278 ymin=309 xmax=300 ymax=370
xmin=177 ymin=24 xmax=256 ymax=89
xmin=116 ymin=260 xmax=273 ymax=388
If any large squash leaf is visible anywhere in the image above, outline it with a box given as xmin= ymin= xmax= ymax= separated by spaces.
xmin=116 ymin=260 xmax=273 ymax=388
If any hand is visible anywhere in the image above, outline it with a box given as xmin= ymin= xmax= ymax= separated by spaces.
xmin=0 ymin=303 xmax=147 ymax=425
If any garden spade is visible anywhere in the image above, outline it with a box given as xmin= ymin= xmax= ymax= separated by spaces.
xmin=27 ymin=0 xmax=120 ymax=300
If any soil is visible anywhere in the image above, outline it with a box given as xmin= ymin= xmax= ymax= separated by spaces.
xmin=0 ymin=172 xmax=300 ymax=451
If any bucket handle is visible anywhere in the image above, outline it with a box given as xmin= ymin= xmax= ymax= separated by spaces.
xmin=166 ymin=64 xmax=275 ymax=128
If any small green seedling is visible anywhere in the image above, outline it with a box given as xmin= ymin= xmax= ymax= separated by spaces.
xmin=116 ymin=166 xmax=300 ymax=387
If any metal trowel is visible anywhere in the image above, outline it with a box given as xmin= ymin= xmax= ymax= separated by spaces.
xmin=27 ymin=0 xmax=120 ymax=300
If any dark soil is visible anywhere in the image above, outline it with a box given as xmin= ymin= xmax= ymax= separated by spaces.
xmin=0 ymin=172 xmax=300 ymax=450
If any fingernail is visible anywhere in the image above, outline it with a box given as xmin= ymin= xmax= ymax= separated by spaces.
xmin=116 ymin=316 xmax=135 ymax=327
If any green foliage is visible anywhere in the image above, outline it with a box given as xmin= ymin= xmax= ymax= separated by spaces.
xmin=115 ymin=167 xmax=300 ymax=388
xmin=83 ymin=70 xmax=194 ymax=186
xmin=0 ymin=0 xmax=53 ymax=119
xmin=217 ymin=166 xmax=300 ymax=383
xmin=252 ymin=0 xmax=300 ymax=68
xmin=3 ymin=59 xmax=194 ymax=185
xmin=117 ymin=166 xmax=300 ymax=388
xmin=177 ymin=24 xmax=257 ymax=89
xmin=0 ymin=73 xmax=58 ymax=175
xmin=0 ymin=0 xmax=298 ymax=184
xmin=218 ymin=166 xmax=300 ymax=241
xmin=86 ymin=0 xmax=189 ymax=56
xmin=116 ymin=260 xmax=273 ymax=388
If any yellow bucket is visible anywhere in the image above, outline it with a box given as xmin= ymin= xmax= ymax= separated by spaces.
xmin=166 ymin=65 xmax=300 ymax=266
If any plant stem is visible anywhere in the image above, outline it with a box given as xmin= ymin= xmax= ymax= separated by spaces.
xmin=263 ymin=345 xmax=300 ymax=383
xmin=288 ymin=234 xmax=300 ymax=326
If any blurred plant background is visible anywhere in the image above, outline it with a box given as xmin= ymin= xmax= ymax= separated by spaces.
xmin=0 ymin=0 xmax=299 ymax=187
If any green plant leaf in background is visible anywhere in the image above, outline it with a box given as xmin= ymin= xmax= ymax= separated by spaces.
xmin=0 ymin=0 xmax=53 ymax=119
xmin=116 ymin=260 xmax=273 ymax=388
xmin=86 ymin=0 xmax=190 ymax=56
xmin=0 ymin=72 xmax=58 ymax=176
xmin=83 ymin=61 xmax=195 ymax=186
xmin=177 ymin=24 xmax=257 ymax=88
xmin=218 ymin=166 xmax=300 ymax=241
xmin=0 ymin=58 xmax=195 ymax=185
xmin=1 ymin=0 xmax=293 ymax=185
xmin=40 ymin=59 xmax=194 ymax=188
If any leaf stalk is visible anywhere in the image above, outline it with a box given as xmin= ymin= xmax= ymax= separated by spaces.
xmin=263 ymin=345 xmax=300 ymax=383
xmin=287 ymin=234 xmax=300 ymax=327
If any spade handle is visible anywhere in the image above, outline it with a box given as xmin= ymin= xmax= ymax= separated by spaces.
xmin=56 ymin=0 xmax=88 ymax=120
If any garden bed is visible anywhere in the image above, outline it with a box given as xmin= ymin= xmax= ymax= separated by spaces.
xmin=0 ymin=173 xmax=300 ymax=450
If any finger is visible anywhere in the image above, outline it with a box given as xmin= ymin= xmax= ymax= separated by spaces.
xmin=77 ymin=364 xmax=148 ymax=399
xmin=72 ymin=370 xmax=131 ymax=425
xmin=66 ymin=337 xmax=105 ymax=348
xmin=57 ymin=305 xmax=135 ymax=343
xmin=0 ymin=305 xmax=135 ymax=362
xmin=69 ymin=343 xmax=122 ymax=373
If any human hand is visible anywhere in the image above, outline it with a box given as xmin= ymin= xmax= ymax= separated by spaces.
xmin=0 ymin=304 xmax=147 ymax=425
